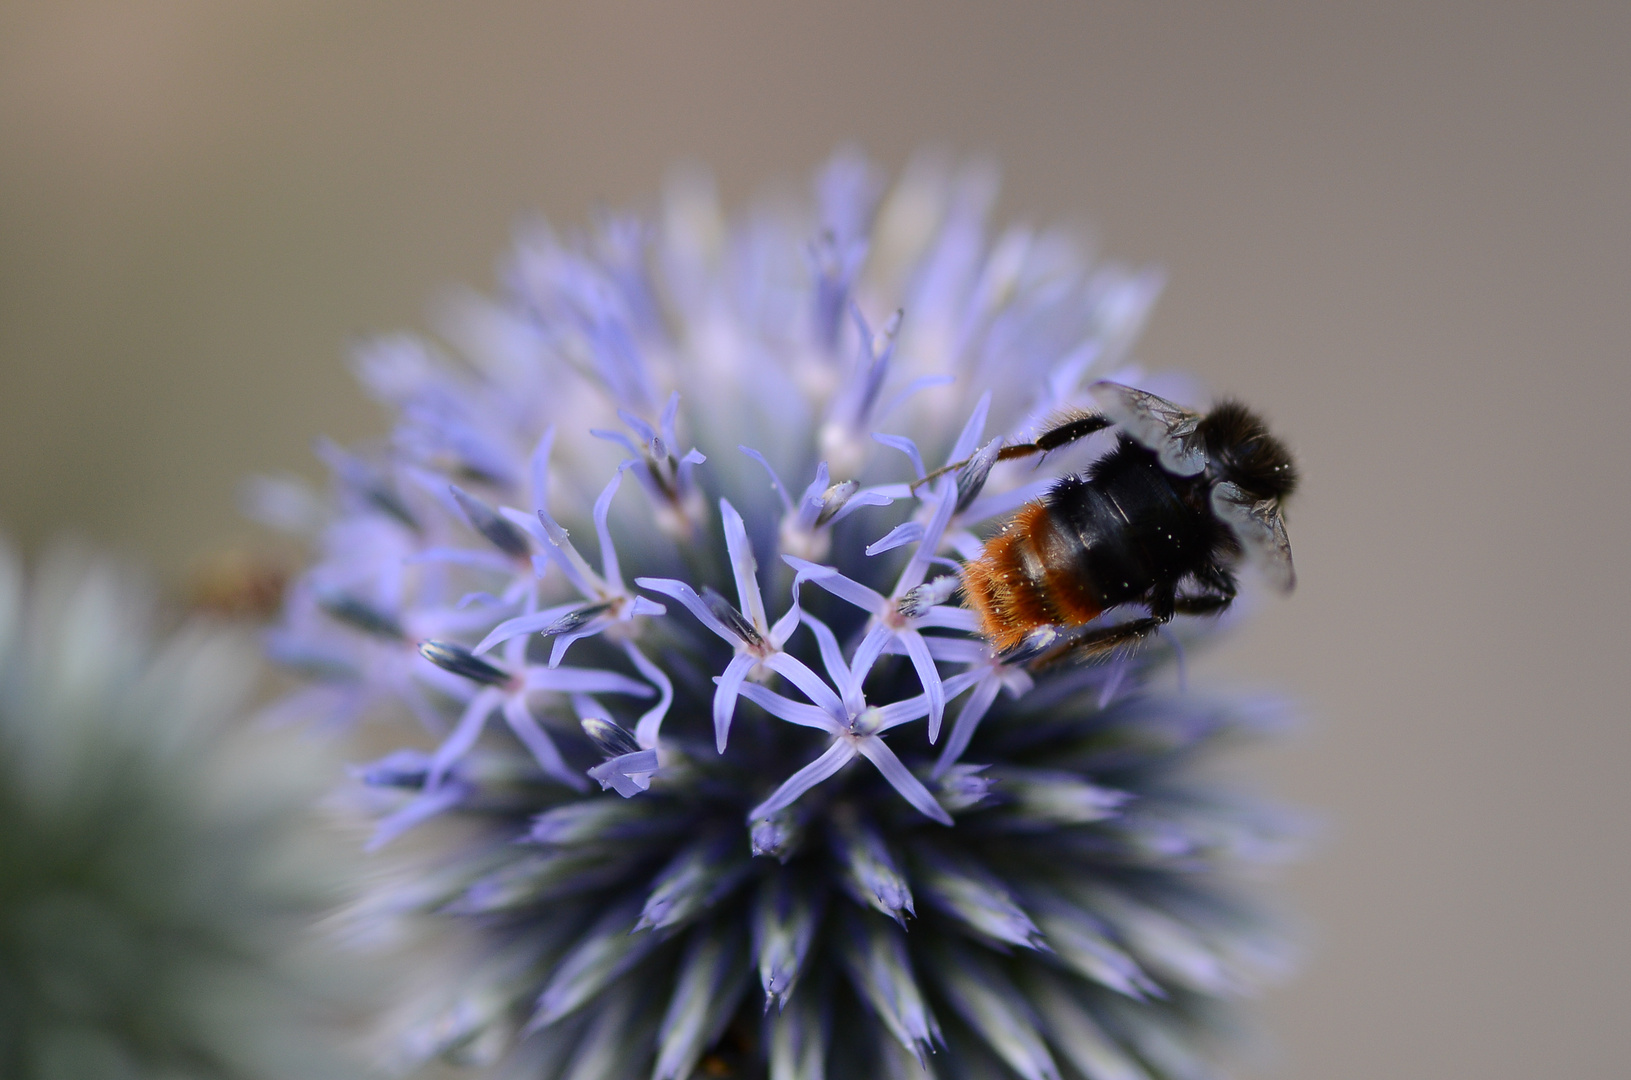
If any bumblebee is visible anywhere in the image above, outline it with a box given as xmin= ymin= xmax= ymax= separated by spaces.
xmin=959 ymin=381 xmax=1298 ymax=660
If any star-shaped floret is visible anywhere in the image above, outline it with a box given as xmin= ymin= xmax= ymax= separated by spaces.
xmin=472 ymin=463 xmax=666 ymax=666
xmin=737 ymin=613 xmax=984 ymax=827
xmin=636 ymin=498 xmax=810 ymax=752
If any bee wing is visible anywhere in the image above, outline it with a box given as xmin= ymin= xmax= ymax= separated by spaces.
xmin=1210 ymin=481 xmax=1296 ymax=594
xmin=1088 ymin=381 xmax=1207 ymax=475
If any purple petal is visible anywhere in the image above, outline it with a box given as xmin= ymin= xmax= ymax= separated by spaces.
xmin=871 ymin=691 xmax=933 ymax=732
xmin=535 ymin=509 xmax=599 ymax=595
xmin=548 ymin=623 xmax=611 ymax=668
xmin=528 ymin=426 xmax=555 ymax=513
xmin=473 ymin=601 xmax=587 ymax=654
xmin=828 ymin=487 xmax=895 ymax=524
xmin=871 ymin=433 xmax=926 ymax=479
xmin=856 ymin=737 xmax=953 ymax=825
xmin=614 ymin=408 xmax=655 ymax=443
xmin=522 ymin=664 xmax=652 ymax=696
xmin=793 ymin=613 xmax=852 ymax=700
xmin=629 ymin=596 xmax=666 ymax=618
xmin=761 ymin=651 xmax=846 ymax=720
xmin=635 ymin=577 xmax=739 ymax=643
xmin=658 ymin=390 xmax=682 ymax=447
xmin=590 ymin=426 xmax=643 ymax=457
xmin=793 ymin=462 xmax=832 ymax=530
xmin=427 ymin=686 xmax=504 ymax=788
xmin=593 ymin=467 xmax=627 ymax=588
xmin=720 ymin=499 xmax=768 ymax=632
xmin=588 ymin=749 xmax=661 ymax=797
xmin=957 ymin=477 xmax=1052 ymax=528
xmin=735 ymin=681 xmax=842 ymax=733
xmin=933 ymin=674 xmax=1001 ymax=779
xmin=948 ymin=391 xmax=992 ymax=462
xmin=900 ymin=630 xmax=946 ymax=743
xmin=768 ymin=590 xmax=802 ymax=646
xmin=737 ymin=445 xmax=793 ymax=513
xmin=366 ymin=782 xmax=469 ymax=851
xmin=502 ymin=694 xmax=587 ymax=790
xmin=865 ymin=522 xmax=923 ymax=557
xmin=897 ymin=480 xmax=958 ymax=594
xmin=783 ymin=555 xmax=886 ymax=613
xmin=498 ymin=504 xmax=552 ymax=546
xmin=623 ymin=642 xmax=673 ymax=748
xmin=916 ymin=636 xmax=990 ymax=664
xmin=713 ymin=652 xmax=757 ymax=753
xmin=869 ymin=671 xmax=982 ymax=734
xmin=749 ymin=739 xmax=857 ymax=821
xmin=848 ymin=623 xmax=894 ymax=692
xmin=912 ymin=606 xmax=981 ymax=633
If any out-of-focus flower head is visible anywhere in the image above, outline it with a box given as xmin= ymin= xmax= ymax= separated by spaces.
xmin=0 ymin=541 xmax=357 ymax=1079
xmin=262 ymin=151 xmax=1301 ymax=1079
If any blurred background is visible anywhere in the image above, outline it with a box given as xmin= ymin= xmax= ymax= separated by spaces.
xmin=2 ymin=2 xmax=1627 ymax=1076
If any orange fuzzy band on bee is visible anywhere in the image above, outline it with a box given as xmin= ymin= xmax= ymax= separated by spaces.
xmin=961 ymin=502 xmax=1103 ymax=653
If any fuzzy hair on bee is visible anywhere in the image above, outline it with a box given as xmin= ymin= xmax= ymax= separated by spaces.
xmin=959 ymin=381 xmax=1298 ymax=663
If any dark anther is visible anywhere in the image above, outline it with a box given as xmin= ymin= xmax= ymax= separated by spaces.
xmin=316 ymin=589 xmax=405 ymax=640
xmin=702 ymin=587 xmax=762 ymax=647
xmin=451 ymin=486 xmax=532 ymax=559
xmin=541 ymin=600 xmax=617 ymax=637
xmin=898 ymin=576 xmax=958 ymax=620
xmin=418 ymin=640 xmax=511 ymax=686
xmin=580 ymin=715 xmax=641 ymax=758
xmin=954 ymin=440 xmax=1000 ymax=514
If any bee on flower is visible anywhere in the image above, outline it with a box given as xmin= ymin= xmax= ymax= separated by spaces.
xmin=262 ymin=151 xmax=1302 ymax=1080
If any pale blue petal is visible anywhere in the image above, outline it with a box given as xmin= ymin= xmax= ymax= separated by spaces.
xmin=761 ymin=651 xmax=846 ymax=720
xmin=899 ymin=630 xmax=945 ymax=743
xmin=870 ymin=433 xmax=925 ymax=479
xmin=783 ymin=554 xmax=887 ymax=613
xmin=864 ymin=522 xmax=923 ymax=557
xmin=933 ymin=674 xmax=1001 ymax=778
xmin=737 ymin=445 xmax=793 ymax=513
xmin=502 ymin=693 xmax=586 ymax=790
xmin=855 ymin=736 xmax=952 ymax=825
xmin=735 ymin=680 xmax=842 ymax=733
xmin=713 ymin=652 xmax=757 ymax=752
xmin=749 ymin=739 xmax=857 ymax=821
xmin=791 ymin=614 xmax=852 ymax=702
xmin=427 ymin=686 xmax=504 ymax=788
xmin=622 ymin=641 xmax=673 ymax=748
xmin=720 ymin=498 xmax=768 ymax=632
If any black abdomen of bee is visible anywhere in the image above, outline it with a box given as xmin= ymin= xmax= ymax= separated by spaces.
xmin=962 ymin=438 xmax=1224 ymax=652
xmin=1045 ymin=439 xmax=1218 ymax=612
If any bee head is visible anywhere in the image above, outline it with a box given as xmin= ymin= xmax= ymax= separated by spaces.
xmin=1200 ymin=400 xmax=1299 ymax=502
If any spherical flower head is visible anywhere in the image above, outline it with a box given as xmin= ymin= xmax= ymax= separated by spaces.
xmin=0 ymin=542 xmax=357 ymax=1079
xmin=267 ymin=151 xmax=1302 ymax=1079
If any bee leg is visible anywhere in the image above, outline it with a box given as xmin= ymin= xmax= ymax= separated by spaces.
xmin=994 ymin=411 xmax=1114 ymax=463
xmin=911 ymin=412 xmax=1113 ymax=493
xmin=1029 ymin=579 xmax=1179 ymax=669
xmin=1027 ymin=615 xmax=1167 ymax=669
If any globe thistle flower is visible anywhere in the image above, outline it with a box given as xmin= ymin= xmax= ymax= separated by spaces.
xmin=267 ymin=152 xmax=1300 ymax=1079
xmin=0 ymin=542 xmax=356 ymax=1079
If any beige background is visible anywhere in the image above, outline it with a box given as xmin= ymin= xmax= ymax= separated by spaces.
xmin=3 ymin=2 xmax=1628 ymax=1076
